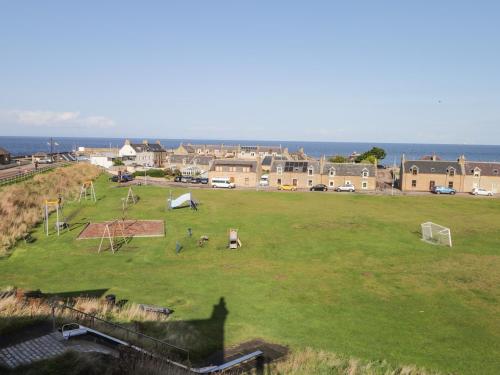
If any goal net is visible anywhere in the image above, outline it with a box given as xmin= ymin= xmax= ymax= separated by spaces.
xmin=421 ymin=222 xmax=452 ymax=247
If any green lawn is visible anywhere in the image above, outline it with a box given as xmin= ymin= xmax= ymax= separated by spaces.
xmin=1 ymin=175 xmax=499 ymax=374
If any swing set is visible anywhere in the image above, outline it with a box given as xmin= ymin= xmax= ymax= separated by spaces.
xmin=43 ymin=197 xmax=67 ymax=236
xmin=79 ymin=181 xmax=96 ymax=202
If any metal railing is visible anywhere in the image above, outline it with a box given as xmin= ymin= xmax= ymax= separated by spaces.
xmin=0 ymin=162 xmax=71 ymax=186
xmin=51 ymin=304 xmax=190 ymax=364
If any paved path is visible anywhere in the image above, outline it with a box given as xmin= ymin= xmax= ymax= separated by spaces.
xmin=0 ymin=332 xmax=116 ymax=369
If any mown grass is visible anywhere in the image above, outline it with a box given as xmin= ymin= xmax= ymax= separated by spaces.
xmin=0 ymin=174 xmax=499 ymax=374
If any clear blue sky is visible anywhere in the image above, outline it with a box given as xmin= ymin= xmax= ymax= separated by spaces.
xmin=1 ymin=1 xmax=499 ymax=144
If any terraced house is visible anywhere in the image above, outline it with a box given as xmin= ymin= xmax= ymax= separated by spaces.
xmin=268 ymin=159 xmax=376 ymax=190
xmin=400 ymin=155 xmax=500 ymax=193
xmin=208 ymin=159 xmax=259 ymax=187
xmin=119 ymin=140 xmax=166 ymax=167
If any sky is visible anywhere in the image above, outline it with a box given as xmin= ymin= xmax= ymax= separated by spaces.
xmin=0 ymin=1 xmax=499 ymax=144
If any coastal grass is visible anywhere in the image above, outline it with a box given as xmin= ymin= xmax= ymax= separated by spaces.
xmin=0 ymin=175 xmax=499 ymax=374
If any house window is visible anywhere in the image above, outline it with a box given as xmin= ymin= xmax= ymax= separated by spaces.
xmin=494 ymin=169 xmax=499 ymax=175
xmin=244 ymin=177 xmax=249 ymax=185
xmin=308 ymin=167 xmax=313 ymax=176
xmin=345 ymin=180 xmax=351 ymax=185
xmin=329 ymin=180 xmax=334 ymax=187
xmin=448 ymin=181 xmax=454 ymax=188
xmin=250 ymin=152 xmax=255 ymax=157
xmin=277 ymin=178 xmax=282 ymax=185
xmin=411 ymin=180 xmax=417 ymax=188
xmin=308 ymin=179 xmax=313 ymax=187
xmin=473 ymin=168 xmax=481 ymax=177
xmin=362 ymin=181 xmax=368 ymax=189
xmin=277 ymin=166 xmax=283 ymax=175
xmin=197 ymin=149 xmax=202 ymax=154
xmin=411 ymin=166 xmax=418 ymax=175
xmin=329 ymin=168 xmax=335 ymax=177
xmin=292 ymin=179 xmax=298 ymax=186
xmin=448 ymin=168 xmax=455 ymax=177
xmin=362 ymin=169 xmax=369 ymax=178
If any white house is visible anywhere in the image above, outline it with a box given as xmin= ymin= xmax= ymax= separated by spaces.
xmin=90 ymin=154 xmax=116 ymax=169
xmin=118 ymin=140 xmax=166 ymax=167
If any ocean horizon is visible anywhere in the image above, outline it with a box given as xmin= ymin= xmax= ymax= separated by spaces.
xmin=1 ymin=136 xmax=500 ymax=165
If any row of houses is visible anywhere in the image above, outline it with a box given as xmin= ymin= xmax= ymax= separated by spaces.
xmin=208 ymin=158 xmax=377 ymax=190
xmin=400 ymin=154 xmax=500 ymax=193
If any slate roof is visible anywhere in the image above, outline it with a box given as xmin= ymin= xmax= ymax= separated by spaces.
xmin=131 ymin=143 xmax=165 ymax=153
xmin=270 ymin=160 xmax=320 ymax=173
xmin=210 ymin=159 xmax=257 ymax=171
xmin=322 ymin=163 xmax=376 ymax=176
xmin=403 ymin=160 xmax=463 ymax=175
xmin=0 ymin=147 xmax=10 ymax=155
xmin=464 ymin=161 xmax=500 ymax=176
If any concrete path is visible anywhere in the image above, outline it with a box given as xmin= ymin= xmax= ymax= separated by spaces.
xmin=0 ymin=332 xmax=116 ymax=369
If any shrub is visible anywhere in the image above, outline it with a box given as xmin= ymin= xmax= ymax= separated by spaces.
xmin=132 ymin=169 xmax=166 ymax=178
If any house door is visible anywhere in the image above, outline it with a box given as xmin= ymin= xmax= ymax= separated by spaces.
xmin=429 ymin=181 xmax=435 ymax=190
xmin=292 ymin=179 xmax=298 ymax=186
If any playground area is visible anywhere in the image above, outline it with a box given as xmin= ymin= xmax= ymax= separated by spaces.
xmin=77 ymin=220 xmax=165 ymax=239
xmin=1 ymin=174 xmax=500 ymax=375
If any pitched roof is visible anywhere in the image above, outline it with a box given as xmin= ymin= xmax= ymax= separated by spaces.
xmin=464 ymin=161 xmax=500 ymax=176
xmin=130 ymin=143 xmax=165 ymax=153
xmin=270 ymin=160 xmax=320 ymax=173
xmin=323 ymin=162 xmax=376 ymax=176
xmin=403 ymin=160 xmax=463 ymax=175
xmin=210 ymin=159 xmax=257 ymax=171
xmin=0 ymin=147 xmax=10 ymax=155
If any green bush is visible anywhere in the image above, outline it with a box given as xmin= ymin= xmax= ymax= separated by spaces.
xmin=132 ymin=169 xmax=166 ymax=178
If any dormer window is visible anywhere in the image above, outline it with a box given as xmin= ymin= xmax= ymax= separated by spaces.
xmin=473 ymin=168 xmax=481 ymax=177
xmin=277 ymin=166 xmax=283 ymax=175
xmin=447 ymin=167 xmax=455 ymax=177
xmin=308 ymin=166 xmax=314 ymax=176
xmin=410 ymin=166 xmax=419 ymax=175
xmin=430 ymin=168 xmax=435 ymax=172
xmin=329 ymin=167 xmax=336 ymax=177
xmin=494 ymin=169 xmax=499 ymax=175
xmin=362 ymin=168 xmax=369 ymax=178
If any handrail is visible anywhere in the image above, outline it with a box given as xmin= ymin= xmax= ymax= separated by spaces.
xmin=54 ymin=304 xmax=190 ymax=360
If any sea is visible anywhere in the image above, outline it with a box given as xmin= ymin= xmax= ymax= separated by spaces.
xmin=1 ymin=136 xmax=500 ymax=166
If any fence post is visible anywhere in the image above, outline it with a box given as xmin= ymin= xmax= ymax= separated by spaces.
xmin=52 ymin=304 xmax=56 ymax=331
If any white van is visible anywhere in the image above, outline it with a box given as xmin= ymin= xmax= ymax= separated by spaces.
xmin=211 ymin=177 xmax=235 ymax=189
xmin=259 ymin=174 xmax=269 ymax=186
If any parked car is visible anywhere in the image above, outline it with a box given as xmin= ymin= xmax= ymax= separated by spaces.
xmin=259 ymin=174 xmax=269 ymax=186
xmin=278 ymin=184 xmax=297 ymax=191
xmin=109 ymin=174 xmax=134 ymax=183
xmin=310 ymin=184 xmax=328 ymax=192
xmin=191 ymin=177 xmax=201 ymax=184
xmin=432 ymin=186 xmax=456 ymax=195
xmin=181 ymin=176 xmax=192 ymax=183
xmin=174 ymin=176 xmax=182 ymax=182
xmin=200 ymin=177 xmax=209 ymax=184
xmin=471 ymin=187 xmax=494 ymax=196
xmin=335 ymin=184 xmax=355 ymax=192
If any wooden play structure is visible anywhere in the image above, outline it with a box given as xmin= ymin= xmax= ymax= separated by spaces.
xmin=125 ymin=187 xmax=137 ymax=206
xmin=44 ymin=197 xmax=67 ymax=236
xmin=228 ymin=228 xmax=242 ymax=249
xmin=78 ymin=180 xmax=96 ymax=202
xmin=98 ymin=220 xmax=128 ymax=254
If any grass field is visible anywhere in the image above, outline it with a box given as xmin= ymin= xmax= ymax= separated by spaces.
xmin=1 ymin=175 xmax=499 ymax=374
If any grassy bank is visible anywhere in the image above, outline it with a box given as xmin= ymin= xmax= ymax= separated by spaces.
xmin=0 ymin=175 xmax=499 ymax=374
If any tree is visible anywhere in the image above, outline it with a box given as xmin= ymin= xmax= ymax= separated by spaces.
xmin=328 ymin=155 xmax=348 ymax=163
xmin=355 ymin=147 xmax=386 ymax=163
xmin=359 ymin=155 xmax=377 ymax=165
xmin=113 ymin=159 xmax=124 ymax=166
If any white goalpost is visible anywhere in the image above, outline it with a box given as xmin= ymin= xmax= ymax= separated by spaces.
xmin=421 ymin=222 xmax=452 ymax=247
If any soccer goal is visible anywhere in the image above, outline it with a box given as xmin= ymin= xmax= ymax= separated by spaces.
xmin=421 ymin=222 xmax=452 ymax=247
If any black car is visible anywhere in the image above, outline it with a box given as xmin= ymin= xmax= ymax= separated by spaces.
xmin=200 ymin=177 xmax=209 ymax=184
xmin=174 ymin=176 xmax=182 ymax=182
xmin=310 ymin=184 xmax=328 ymax=192
xmin=191 ymin=177 xmax=201 ymax=184
xmin=109 ymin=174 xmax=134 ymax=183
